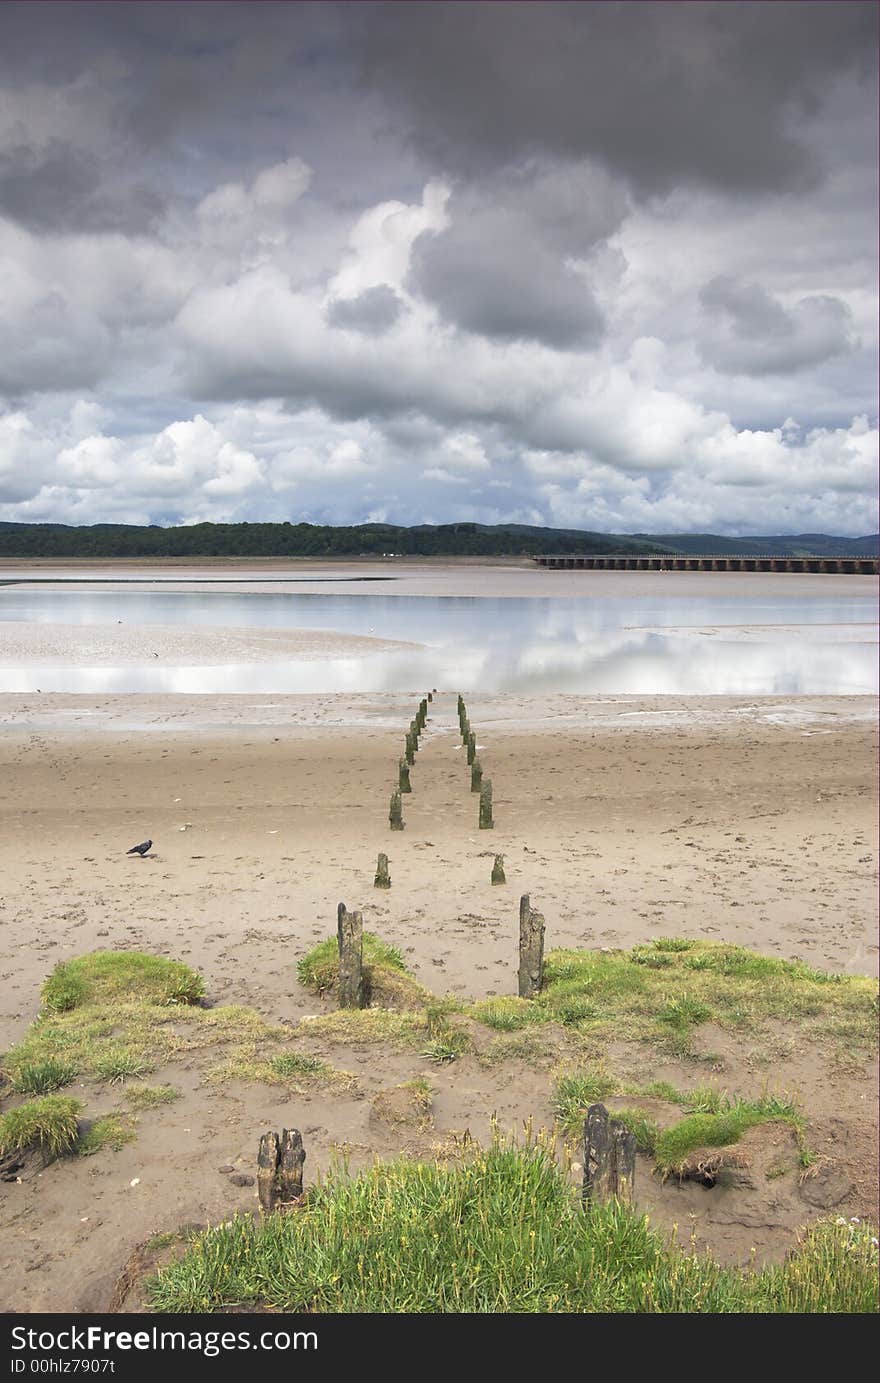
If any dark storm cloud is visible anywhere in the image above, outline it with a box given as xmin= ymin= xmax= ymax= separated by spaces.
xmin=409 ymin=164 xmax=621 ymax=347
xmin=326 ymin=285 xmax=405 ymax=335
xmin=360 ymin=1 xmax=877 ymax=192
xmin=0 ymin=140 xmax=164 ymax=233
xmin=699 ymin=276 xmax=855 ymax=376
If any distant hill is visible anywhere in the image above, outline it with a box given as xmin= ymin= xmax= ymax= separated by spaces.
xmin=0 ymin=520 xmax=663 ymax=559
xmin=0 ymin=520 xmax=874 ymax=560
xmin=628 ymin=533 xmax=880 ymax=558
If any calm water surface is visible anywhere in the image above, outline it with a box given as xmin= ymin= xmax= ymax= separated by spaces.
xmin=0 ymin=587 xmax=876 ymax=695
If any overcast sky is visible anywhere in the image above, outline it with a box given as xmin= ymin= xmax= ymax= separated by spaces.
xmin=0 ymin=0 xmax=877 ymax=534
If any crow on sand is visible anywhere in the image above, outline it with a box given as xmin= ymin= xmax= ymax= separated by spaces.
xmin=126 ymin=840 xmax=153 ymax=856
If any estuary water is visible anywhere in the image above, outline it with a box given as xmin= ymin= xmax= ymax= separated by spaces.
xmin=0 ymin=582 xmax=876 ymax=695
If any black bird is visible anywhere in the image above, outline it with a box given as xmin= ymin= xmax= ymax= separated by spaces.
xmin=126 ymin=839 xmax=153 ymax=857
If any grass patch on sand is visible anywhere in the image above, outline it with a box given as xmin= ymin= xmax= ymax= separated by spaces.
xmin=552 ymin=1070 xmax=810 ymax=1173
xmin=124 ymin=1085 xmax=181 ymax=1111
xmin=1 ymin=953 xmax=355 ymax=1159
xmin=297 ymin=934 xmax=429 ymax=1010
xmin=297 ymin=1009 xmax=427 ymax=1049
xmin=147 ymin=1137 xmax=879 ymax=1314
xmin=43 ymin=952 xmax=204 ymax=1013
xmin=10 ymin=1057 xmax=78 ymax=1095
xmin=526 ymin=941 xmax=877 ymax=1057
xmin=77 ymin=1113 xmax=136 ymax=1156
xmin=0 ymin=1095 xmax=82 ymax=1158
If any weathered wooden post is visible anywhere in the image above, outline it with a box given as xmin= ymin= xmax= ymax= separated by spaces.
xmin=582 ymin=1104 xmax=635 ymax=1207
xmin=258 ymin=1128 xmax=306 ymax=1212
xmin=491 ymin=854 xmax=505 ymax=885
xmin=278 ymin=1128 xmax=306 ymax=1203
xmin=471 ymin=757 xmax=482 ymax=793
xmin=410 ymin=718 xmax=420 ymax=743
xmin=337 ymin=902 xmax=365 ymax=1008
xmin=466 ymin=731 xmax=477 ymax=765
xmin=374 ymin=852 xmax=391 ymax=888
xmin=389 ymin=788 xmax=404 ymax=830
xmin=461 ymin=719 xmax=470 ymax=746
xmin=479 ymin=778 xmax=494 ymax=829
xmin=518 ymin=893 xmax=544 ymax=997
xmin=398 ymin=757 xmax=411 ymax=793
xmin=404 ymin=733 xmax=416 ymax=766
xmin=257 ymin=1129 xmax=280 ymax=1213
xmin=427 ymin=692 xmax=433 ymax=703
xmin=419 ymin=698 xmax=428 ymax=726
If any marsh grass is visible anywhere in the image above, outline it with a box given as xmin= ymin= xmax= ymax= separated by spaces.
xmin=0 ymin=1095 xmax=82 ymax=1157
xmin=147 ymin=1139 xmax=879 ymax=1314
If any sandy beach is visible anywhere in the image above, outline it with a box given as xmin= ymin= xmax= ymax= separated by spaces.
xmin=0 ymin=686 xmax=877 ymax=1310
xmin=0 ymin=565 xmax=877 ymax=1311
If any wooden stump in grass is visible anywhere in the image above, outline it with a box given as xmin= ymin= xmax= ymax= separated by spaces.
xmin=491 ymin=854 xmax=505 ymax=885
xmin=582 ymin=1104 xmax=635 ymax=1207
xmin=517 ymin=893 xmax=544 ymax=997
xmin=257 ymin=1130 xmax=280 ymax=1213
xmin=479 ymin=779 xmax=494 ymax=829
xmin=258 ymin=1129 xmax=306 ymax=1212
xmin=471 ymin=757 xmax=482 ymax=792
xmin=398 ymin=757 xmax=411 ymax=793
xmin=466 ymin=731 xmax=476 ymax=765
xmin=374 ymin=852 xmax=391 ymax=889
xmin=337 ymin=902 xmax=365 ymax=1008
xmin=389 ymin=788 xmax=405 ymax=830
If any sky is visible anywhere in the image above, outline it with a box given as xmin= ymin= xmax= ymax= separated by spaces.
xmin=0 ymin=0 xmax=877 ymax=535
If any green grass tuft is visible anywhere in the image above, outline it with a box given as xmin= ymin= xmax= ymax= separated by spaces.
xmin=77 ymin=1114 xmax=136 ymax=1156
xmin=42 ymin=952 xmax=204 ymax=1012
xmin=124 ymin=1085 xmax=181 ymax=1110
xmin=11 ymin=1058 xmax=78 ymax=1095
xmin=0 ymin=1095 xmax=82 ymax=1157
xmin=552 ymin=1070 xmax=616 ymax=1134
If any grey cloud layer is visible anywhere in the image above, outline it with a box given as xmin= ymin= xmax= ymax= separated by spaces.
xmin=0 ymin=1 xmax=876 ymax=534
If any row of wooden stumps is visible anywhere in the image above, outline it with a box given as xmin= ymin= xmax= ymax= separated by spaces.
xmin=457 ymin=694 xmax=493 ymax=829
xmin=390 ymin=692 xmax=434 ymax=831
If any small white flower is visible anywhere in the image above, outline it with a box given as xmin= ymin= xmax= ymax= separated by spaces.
xmin=850 ymin=1217 xmax=861 ymax=1225
xmin=835 ymin=1216 xmax=847 ymax=1225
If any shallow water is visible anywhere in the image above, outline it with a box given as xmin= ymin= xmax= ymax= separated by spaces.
xmin=0 ymin=587 xmax=876 ymax=694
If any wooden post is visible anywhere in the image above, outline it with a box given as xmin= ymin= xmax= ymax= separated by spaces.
xmin=404 ymin=733 xmax=415 ymax=766
xmin=257 ymin=1130 xmax=280 ymax=1213
xmin=390 ymin=788 xmax=404 ymax=829
xmin=398 ymin=757 xmax=411 ymax=793
xmin=491 ymin=854 xmax=505 ymax=885
xmin=410 ymin=718 xmax=420 ymax=744
xmin=278 ymin=1128 xmax=306 ymax=1203
xmin=461 ymin=720 xmax=470 ymax=746
xmin=466 ymin=731 xmax=476 ymax=765
xmin=337 ymin=902 xmax=365 ymax=1008
xmin=419 ymin=698 xmax=428 ymax=726
xmin=374 ymin=852 xmax=391 ymax=888
xmin=582 ymin=1104 xmax=635 ymax=1207
xmin=518 ymin=893 xmax=544 ymax=996
xmin=471 ymin=757 xmax=482 ymax=793
xmin=479 ymin=778 xmax=494 ymax=829
xmin=258 ymin=1128 xmax=306 ymax=1212
xmin=427 ymin=692 xmax=433 ymax=703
